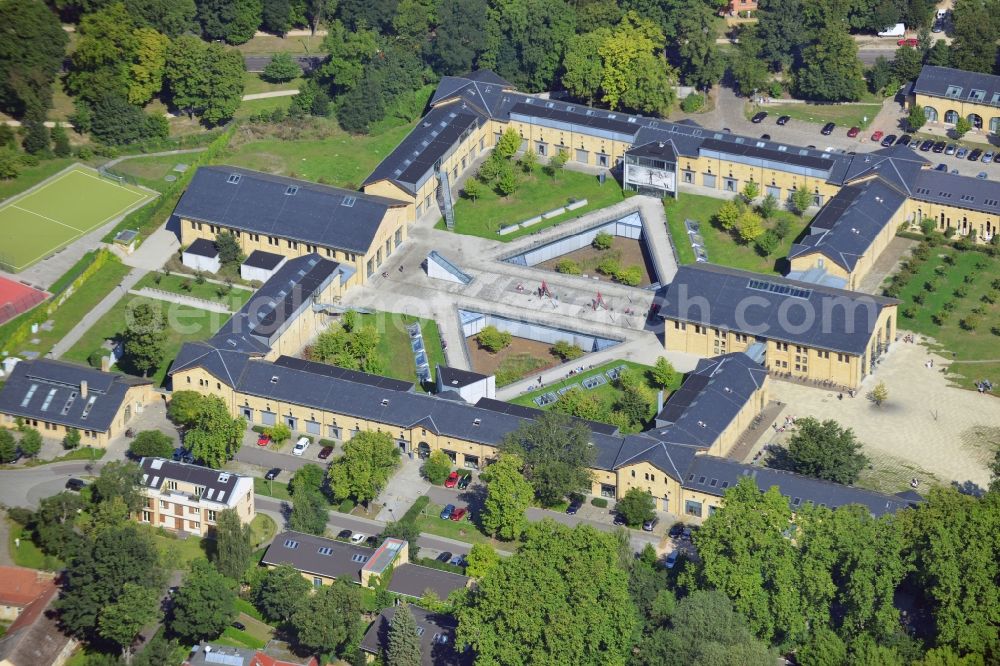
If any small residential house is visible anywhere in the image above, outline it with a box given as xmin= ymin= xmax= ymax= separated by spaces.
xmin=360 ymin=605 xmax=473 ymax=666
xmin=0 ymin=567 xmax=74 ymax=666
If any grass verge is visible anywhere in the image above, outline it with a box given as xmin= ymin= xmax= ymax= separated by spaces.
xmin=755 ymin=102 xmax=884 ymax=129
xmin=7 ymin=519 xmax=63 ymax=570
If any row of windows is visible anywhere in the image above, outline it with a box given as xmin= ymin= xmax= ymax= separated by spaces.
xmin=190 ymin=221 xmax=361 ymax=263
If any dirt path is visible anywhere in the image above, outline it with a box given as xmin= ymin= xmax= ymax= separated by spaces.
xmin=0 ymin=512 xmax=15 ymax=566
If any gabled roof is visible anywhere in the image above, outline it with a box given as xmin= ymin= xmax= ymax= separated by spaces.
xmin=0 ymin=359 xmax=149 ymax=433
xmin=173 ymin=166 xmax=405 ymax=254
xmin=0 ymin=574 xmax=67 ymax=666
xmin=912 ymin=65 xmax=1000 ymax=103
xmin=139 ymin=458 xmax=251 ymax=508
xmin=437 ymin=365 xmax=489 ymax=389
xmin=788 ymin=179 xmax=907 ymax=272
xmin=360 ymin=606 xmax=473 ymax=666
xmin=262 ymin=530 xmax=376 ymax=584
xmin=842 ymin=146 xmax=928 ymax=195
xmin=657 ymin=264 xmax=898 ymax=355
xmin=910 ymin=169 xmax=1000 ymax=215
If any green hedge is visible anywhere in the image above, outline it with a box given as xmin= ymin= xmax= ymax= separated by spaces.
xmin=401 ymin=495 xmax=430 ymax=523
xmin=591 ymin=497 xmax=608 ymax=508
xmin=415 ymin=556 xmax=464 ymax=575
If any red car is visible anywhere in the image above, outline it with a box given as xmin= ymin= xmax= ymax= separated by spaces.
xmin=256 ymin=434 xmax=272 ymax=447
xmin=871 ymin=130 xmax=884 ymax=142
xmin=847 ymin=126 xmax=860 ymax=138
xmin=450 ymin=507 xmax=468 ymax=521
xmin=897 ymin=38 xmax=919 ymax=47
xmin=444 ymin=471 xmax=460 ymax=488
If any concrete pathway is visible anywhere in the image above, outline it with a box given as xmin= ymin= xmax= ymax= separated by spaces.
xmin=49 ymin=268 xmax=146 ymax=359
xmin=129 ymin=287 xmax=233 ymax=314
xmin=376 ymin=456 xmax=431 ymax=522
xmin=119 ymin=224 xmax=180 ymax=271
xmin=242 ymin=90 xmax=299 ymax=101
xmin=103 ymin=148 xmax=207 ymax=171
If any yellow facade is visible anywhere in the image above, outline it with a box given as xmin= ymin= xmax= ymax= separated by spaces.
xmin=0 ymin=383 xmax=153 ymax=448
xmin=911 ymin=90 xmax=1000 ymax=136
xmin=904 ymin=197 xmax=1000 ymax=241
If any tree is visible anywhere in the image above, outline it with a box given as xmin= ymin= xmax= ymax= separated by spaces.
xmin=501 ymin=412 xmax=595 ymax=507
xmin=950 ymin=0 xmax=998 ymax=74
xmin=123 ymin=302 xmax=166 ymax=377
xmin=380 ymin=518 xmax=421 ymax=558
xmin=465 ymin=543 xmax=501 ymax=579
xmin=213 ymin=508 xmax=253 ymax=580
xmin=289 ymin=489 xmax=329 ymax=535
xmin=755 ymin=230 xmax=781 ymax=257
xmin=197 ymin=0 xmax=262 ymax=44
xmin=393 ymin=0 xmax=435 ymax=47
xmin=481 ymin=453 xmax=533 ymax=541
xmin=170 ymin=559 xmax=237 ymax=642
xmin=481 ymin=0 xmax=576 ymax=92
xmin=21 ymin=113 xmax=50 ymax=155
xmin=672 ymin=0 xmax=725 ymax=90
xmin=476 ymin=325 xmax=512 ymax=352
xmin=327 ymin=431 xmax=399 ymax=507
xmin=496 ymin=163 xmax=517 ymax=197
xmin=261 ymin=0 xmax=291 ymax=35
xmin=289 ymin=463 xmax=325 ymax=496
xmin=183 ymin=396 xmax=246 ymax=467
xmin=616 ymin=488 xmax=655 ymax=526
xmin=386 ymin=604 xmax=422 ymax=666
xmin=791 ymin=185 xmax=813 ymax=215
xmin=215 ymin=230 xmax=243 ymax=266
xmin=128 ymin=28 xmax=170 ymax=106
xmin=546 ymin=150 xmax=568 ymax=180
xmin=563 ymin=30 xmax=606 ymax=105
xmin=68 ymin=3 xmax=139 ymax=104
xmin=57 ymin=524 xmax=164 ymax=638
xmin=954 ymin=116 xmax=972 ymax=139
xmin=693 ymin=478 xmax=805 ymax=645
xmin=650 ymin=357 xmax=677 ymax=389
xmin=462 ymin=178 xmax=482 ymax=203
xmin=758 ymin=193 xmax=778 ymax=219
xmin=432 ymin=0 xmax=487 ymax=75
xmin=125 ymin=0 xmax=197 ymax=37
xmin=32 ymin=491 xmax=87 ymax=559
xmin=168 ymin=390 xmax=203 ymax=427
xmin=715 ymin=200 xmax=742 ymax=231
xmin=255 ymin=564 xmax=310 ymax=623
xmin=590 ymin=12 xmax=676 ymax=114
xmin=0 ymin=0 xmax=69 ymax=118
xmin=262 ymin=52 xmax=301 ymax=82
xmin=98 ymin=582 xmax=160 ymax=663
xmin=0 ymin=149 xmax=21 ymax=181
xmin=906 ymin=105 xmax=927 ymax=133
xmin=868 ymin=381 xmax=888 ymax=407
xmin=129 ymin=430 xmax=175 ymax=459
xmin=314 ymin=20 xmax=379 ymax=97
xmin=518 ymin=148 xmax=537 ymax=174
xmin=494 ymin=127 xmax=522 ymax=160
xmin=892 ymin=46 xmax=923 ymax=84
xmin=866 ymin=55 xmax=895 ymax=95
xmin=728 ymin=29 xmax=769 ymax=98
xmin=51 ymin=123 xmax=72 ymax=158
xmin=63 ymin=427 xmax=81 ymax=450
xmin=0 ymin=429 xmax=18 ymax=463
xmin=742 ymin=179 xmax=760 ymax=202
xmin=19 ymin=428 xmax=42 ymax=458
xmin=784 ymin=418 xmax=868 ymax=484
xmin=456 ymin=521 xmax=635 ymax=665
xmin=164 ymin=36 xmax=245 ymax=124
xmin=737 ymin=209 xmax=765 ymax=243
xmin=292 ymin=579 xmax=363 ymax=656
xmin=795 ymin=28 xmax=866 ymax=102
xmin=83 ymin=94 xmax=169 ymax=146
xmin=551 ymin=387 xmax=605 ymax=421
xmin=421 ymin=449 xmax=452 ymax=484
xmin=92 ymin=460 xmax=146 ymax=513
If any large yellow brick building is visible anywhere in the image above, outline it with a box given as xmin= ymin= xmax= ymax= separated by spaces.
xmin=910 ymin=65 xmax=1000 ymax=134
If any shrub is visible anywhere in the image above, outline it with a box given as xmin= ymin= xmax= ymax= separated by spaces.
xmin=992 ymin=326 xmax=1000 ymax=336
xmin=555 ymin=259 xmax=581 ymax=275
xmin=551 ymin=340 xmax=585 ymax=360
xmin=591 ymin=497 xmax=608 ymax=508
xmin=932 ymin=311 xmax=949 ymax=325
xmin=912 ymin=293 xmax=924 ymax=304
xmin=592 ymin=231 xmax=613 ymax=250
xmin=421 ymin=450 xmax=452 ymax=484
xmin=942 ymin=254 xmax=956 ymax=265
xmin=714 ymin=200 xmax=741 ymax=230
xmin=680 ymin=93 xmax=705 ymax=112
xmin=63 ymin=428 xmax=81 ymax=450
xmin=901 ymin=305 xmax=916 ymax=318
xmin=982 ymin=290 xmax=998 ymax=304
xmin=960 ymin=314 xmax=981 ymax=330
xmin=616 ymin=265 xmax=643 ymax=286
xmin=757 ymin=194 xmax=778 ymax=219
xmin=942 ymin=300 xmax=956 ymax=312
xmin=264 ymin=423 xmax=292 ymax=443
xmin=964 ymin=274 xmax=975 ymax=284
xmin=954 ymin=286 xmax=969 ymax=298
xmin=924 ymin=281 xmax=936 ymax=293
xmin=338 ymin=499 xmax=355 ymax=514
xmin=87 ymin=350 xmax=105 ymax=369
xmin=476 ymin=326 xmax=512 ymax=353
xmin=755 ymin=230 xmax=781 ymax=257
xmin=596 ymin=257 xmax=620 ymax=276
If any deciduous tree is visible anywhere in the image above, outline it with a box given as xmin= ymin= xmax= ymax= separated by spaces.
xmin=123 ymin=302 xmax=167 ymax=377
xmin=19 ymin=428 xmax=42 ymax=458
xmin=98 ymin=582 xmax=160 ymax=663
xmin=213 ymin=508 xmax=253 ymax=580
xmin=262 ymin=52 xmax=301 ymax=82
xmin=0 ymin=429 xmax=18 ymax=463
xmin=432 ymin=0 xmax=488 ymax=75
xmin=129 ymin=430 xmax=175 ymax=459
xmin=125 ymin=0 xmax=197 ymax=37
xmin=481 ymin=453 xmax=533 ymax=541
xmin=92 ymin=460 xmax=146 ymax=513
xmin=128 ymin=27 xmax=170 ymax=105
xmin=168 ymin=390 xmax=203 ymax=427
xmin=482 ymin=0 xmax=577 ymax=92
xmin=785 ymin=417 xmax=868 ymax=484
xmin=616 ymin=488 xmax=655 ymax=526
xmin=255 ymin=564 xmax=310 ymax=623
xmin=289 ymin=489 xmax=328 ymax=535
xmin=327 ymin=431 xmax=399 ymax=507
xmin=501 ymin=412 xmax=595 ymax=506
xmin=292 ymin=579 xmax=363 ymax=656
xmin=170 ymin=560 xmax=237 ymax=642
xmin=421 ymin=449 xmax=452 ymax=485
xmin=652 ymin=357 xmax=678 ymax=389
xmin=0 ymin=0 xmax=69 ymax=117
xmin=164 ymin=36 xmax=245 ymax=124
xmin=795 ymin=27 xmax=865 ymax=102
xmin=183 ymin=395 xmax=246 ymax=468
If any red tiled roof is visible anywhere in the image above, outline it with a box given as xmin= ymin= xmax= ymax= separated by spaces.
xmin=250 ymin=652 xmax=319 ymax=666
xmin=0 ymin=566 xmax=57 ymax=607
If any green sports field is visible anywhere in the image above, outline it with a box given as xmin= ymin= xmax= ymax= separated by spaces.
xmin=0 ymin=166 xmax=154 ymax=272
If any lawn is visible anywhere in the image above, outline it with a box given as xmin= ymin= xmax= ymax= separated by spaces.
xmin=12 ymin=255 xmax=131 ymax=357
xmin=134 ymin=271 xmax=252 ymax=310
xmin=443 ymin=166 xmax=626 ymax=241
xmin=756 ymin=102 xmax=884 ymax=129
xmin=252 ymin=475 xmax=294 ymax=502
xmin=110 ymin=154 xmax=195 ymax=193
xmin=235 ymin=33 xmax=327 ymax=55
xmin=235 ymin=95 xmax=294 ymax=121
xmin=355 ymin=310 xmax=447 ymax=389
xmin=415 ymin=502 xmax=499 ymax=547
xmin=888 ymin=245 xmax=1000 ymax=390
xmin=663 ymin=192 xmax=811 ymax=274
xmin=146 ymin=527 xmax=210 ymax=568
xmin=510 ymin=359 xmax=678 ymax=433
xmin=243 ymin=71 xmax=304 ymax=95
xmin=219 ymin=117 xmax=418 ymax=190
xmin=63 ymin=294 xmax=226 ymax=388
xmin=250 ymin=514 xmax=277 ymax=549
xmin=10 ymin=447 xmax=105 ymax=469
xmin=0 ymin=166 xmax=154 ymax=272
xmin=7 ymin=519 xmax=62 ymax=570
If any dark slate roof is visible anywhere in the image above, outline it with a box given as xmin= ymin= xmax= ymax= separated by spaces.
xmin=608 ymin=432 xmax=702 ymax=478
xmin=173 ymin=166 xmax=404 ymax=254
xmin=242 ymin=250 xmax=284 ymax=270
xmin=0 ymin=359 xmax=148 ymax=433
xmin=171 ymin=341 xmax=256 ymax=386
xmin=910 ymin=169 xmax=1000 ymax=215
xmin=788 ymin=179 xmax=907 ymax=272
xmin=682 ymin=456 xmax=920 ymax=517
xmin=474 ymin=397 xmax=620 ymax=436
xmin=657 ymin=264 xmax=898 ymax=355
xmin=437 ymin=365 xmax=488 ymax=389
xmin=699 ymin=137 xmax=836 ymax=171
xmin=262 ymin=531 xmax=375 ymax=584
xmin=463 ymin=70 xmax=513 ymax=87
xmin=912 ymin=65 xmax=1000 ymax=103
xmin=184 ymin=237 xmax=218 ymax=258
xmin=651 ymin=352 xmax=768 ymax=447
xmin=627 ymin=140 xmax=679 ymax=161
xmin=210 ymin=254 xmax=341 ymax=354
xmin=138 ymin=458 xmax=249 ymax=506
xmin=388 ymin=564 xmax=469 ymax=600
xmin=360 ymin=606 xmax=473 ymax=666
xmin=272 ymin=356 xmax=414 ymax=391
xmin=841 ymin=147 xmax=928 ymax=195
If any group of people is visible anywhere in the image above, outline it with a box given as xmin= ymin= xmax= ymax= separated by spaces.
xmin=772 ymin=414 xmax=797 ymax=433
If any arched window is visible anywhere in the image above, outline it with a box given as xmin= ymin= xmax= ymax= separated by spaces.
xmin=923 ymin=106 xmax=938 ymax=122
xmin=944 ymin=110 xmax=959 ymax=124
xmin=990 ymin=117 xmax=1000 ymax=134
xmin=969 ymin=113 xmax=983 ymax=129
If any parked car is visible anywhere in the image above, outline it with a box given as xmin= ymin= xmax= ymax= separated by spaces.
xmin=950 ymin=169 xmax=959 ymax=174
xmin=444 ymin=471 xmax=460 ymax=488
xmin=317 ymin=446 xmax=334 ymax=460
xmin=956 ymin=147 xmax=969 ymax=159
xmin=945 ymin=144 xmax=956 ymax=155
xmin=935 ymin=163 xmax=948 ymax=172
xmin=450 ymin=507 xmax=468 ymax=521
xmin=668 ymin=523 xmax=685 ymax=539
xmin=612 ymin=514 xmax=627 ymax=526
xmin=457 ymin=474 xmax=471 ymax=490
xmin=880 ymin=134 xmax=897 ymax=147
xmin=821 ymin=122 xmax=835 ymax=135
xmin=256 ymin=433 xmax=271 ymax=447
xmin=847 ymin=126 xmax=860 ymax=138
xmin=751 ymin=111 xmax=768 ymax=123
xmin=337 ymin=529 xmax=353 ymax=540
xmin=292 ymin=437 xmax=310 ymax=456
xmin=349 ymin=533 xmax=367 ymax=544
xmin=776 ymin=115 xmax=790 ymax=125
xmin=665 ymin=551 xmax=679 ymax=569
xmin=896 ymin=134 xmax=912 ymax=146
xmin=448 ymin=554 xmax=466 ymax=567
xmin=897 ymin=37 xmax=919 ymax=47
xmin=870 ymin=130 xmax=884 ymax=142
xmin=232 ymin=622 xmax=246 ymax=631
xmin=969 ymin=148 xmax=984 ymax=161
xmin=264 ymin=467 xmax=280 ymax=481
xmin=440 ymin=503 xmax=455 ymax=520
xmin=978 ymin=171 xmax=988 ymax=180
xmin=984 ymin=151 xmax=995 ymax=163
xmin=65 ymin=478 xmax=86 ymax=491
xmin=932 ymin=141 xmax=946 ymax=153
xmin=437 ymin=551 xmax=453 ymax=563
xmin=566 ymin=500 xmax=582 ymax=515
xmin=365 ymin=536 xmax=378 ymax=548
xmin=919 ymin=139 xmax=935 ymax=151
xmin=642 ymin=518 xmax=658 ymax=532
xmin=172 ymin=448 xmax=184 ymax=461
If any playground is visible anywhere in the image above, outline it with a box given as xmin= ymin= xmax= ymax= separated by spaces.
xmin=0 ymin=166 xmax=154 ymax=272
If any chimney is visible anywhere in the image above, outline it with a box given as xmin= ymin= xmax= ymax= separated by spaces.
xmin=80 ymin=380 xmax=88 ymax=398
xmin=656 ymin=390 xmax=664 ymax=414
xmin=100 ymin=355 xmax=111 ymax=373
